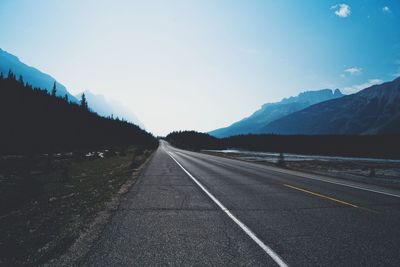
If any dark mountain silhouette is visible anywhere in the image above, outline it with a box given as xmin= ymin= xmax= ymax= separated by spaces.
xmin=209 ymin=89 xmax=344 ymax=137
xmin=261 ymin=77 xmax=400 ymax=135
xmin=76 ymin=90 xmax=145 ymax=129
xmin=0 ymin=48 xmax=78 ymax=102
xmin=0 ymin=71 xmax=157 ymax=154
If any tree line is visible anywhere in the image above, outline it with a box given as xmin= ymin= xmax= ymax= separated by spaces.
xmin=0 ymin=71 xmax=158 ymax=154
xmin=165 ymin=131 xmax=400 ymax=159
xmin=166 ymin=131 xmax=224 ymax=151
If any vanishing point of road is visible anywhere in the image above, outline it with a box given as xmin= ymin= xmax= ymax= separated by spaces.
xmin=83 ymin=140 xmax=400 ymax=266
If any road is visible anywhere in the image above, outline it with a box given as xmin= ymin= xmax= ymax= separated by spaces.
xmin=83 ymin=141 xmax=400 ymax=266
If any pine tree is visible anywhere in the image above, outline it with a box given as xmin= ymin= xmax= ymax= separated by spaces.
xmin=7 ymin=69 xmax=15 ymax=80
xmin=80 ymin=93 xmax=88 ymax=110
xmin=51 ymin=82 xmax=57 ymax=96
xmin=64 ymin=94 xmax=69 ymax=102
xmin=18 ymin=75 xmax=24 ymax=85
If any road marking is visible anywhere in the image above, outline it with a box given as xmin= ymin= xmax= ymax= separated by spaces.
xmin=167 ymin=151 xmax=288 ymax=267
xmin=283 ymin=184 xmax=359 ymax=208
xmin=186 ymin=148 xmax=400 ymax=199
xmin=279 ymin=172 xmax=400 ymax=199
xmin=270 ymin=169 xmax=400 ymax=199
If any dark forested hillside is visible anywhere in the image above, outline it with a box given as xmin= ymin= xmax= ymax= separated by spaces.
xmin=166 ymin=130 xmax=400 ymax=159
xmin=0 ymin=48 xmax=78 ymax=102
xmin=165 ymin=131 xmax=224 ymax=151
xmin=0 ymin=71 xmax=158 ymax=154
xmin=223 ymin=134 xmax=400 ymax=159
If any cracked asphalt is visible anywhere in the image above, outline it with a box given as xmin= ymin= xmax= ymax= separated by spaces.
xmin=82 ymin=141 xmax=400 ymax=266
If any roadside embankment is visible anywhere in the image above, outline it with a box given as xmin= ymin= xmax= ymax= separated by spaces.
xmin=0 ymin=146 xmax=154 ymax=266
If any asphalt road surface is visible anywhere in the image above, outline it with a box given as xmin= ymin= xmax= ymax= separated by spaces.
xmin=83 ymin=141 xmax=400 ymax=266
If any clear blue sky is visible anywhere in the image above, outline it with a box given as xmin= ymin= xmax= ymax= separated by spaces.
xmin=1 ymin=0 xmax=399 ymax=135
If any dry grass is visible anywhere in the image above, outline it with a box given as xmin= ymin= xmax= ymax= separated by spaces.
xmin=0 ymin=147 xmax=153 ymax=265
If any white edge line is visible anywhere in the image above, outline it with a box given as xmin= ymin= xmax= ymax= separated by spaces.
xmin=167 ymin=151 xmax=288 ymax=267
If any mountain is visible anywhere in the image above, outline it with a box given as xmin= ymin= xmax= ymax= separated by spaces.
xmin=0 ymin=73 xmax=157 ymax=154
xmin=76 ymin=91 xmax=145 ymax=129
xmin=0 ymin=48 xmax=78 ymax=102
xmin=209 ymin=89 xmax=344 ymax=138
xmin=261 ymin=77 xmax=400 ymax=135
xmin=0 ymin=48 xmax=145 ymax=128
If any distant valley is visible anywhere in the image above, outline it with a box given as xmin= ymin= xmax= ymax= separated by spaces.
xmin=3 ymin=48 xmax=400 ymax=137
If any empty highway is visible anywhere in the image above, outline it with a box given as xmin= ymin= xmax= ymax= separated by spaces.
xmin=83 ymin=141 xmax=400 ymax=266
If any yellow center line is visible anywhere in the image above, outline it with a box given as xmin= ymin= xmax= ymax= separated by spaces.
xmin=283 ymin=184 xmax=359 ymax=208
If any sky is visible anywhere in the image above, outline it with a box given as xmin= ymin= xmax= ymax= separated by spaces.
xmin=1 ymin=0 xmax=399 ymax=135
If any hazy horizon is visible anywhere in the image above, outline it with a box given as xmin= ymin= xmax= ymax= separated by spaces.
xmin=1 ymin=0 xmax=399 ymax=135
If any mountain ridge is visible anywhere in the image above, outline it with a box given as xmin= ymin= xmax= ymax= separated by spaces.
xmin=0 ymin=48 xmax=78 ymax=102
xmin=209 ymin=88 xmax=344 ymax=138
xmin=261 ymin=77 xmax=400 ymax=135
xmin=0 ymin=48 xmax=144 ymax=128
